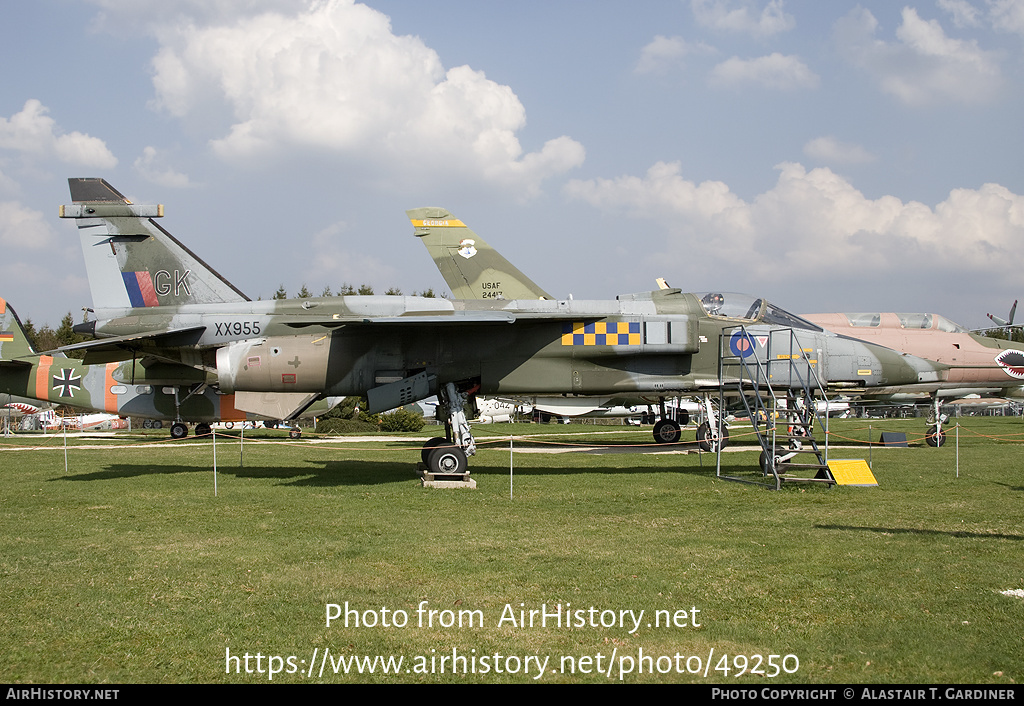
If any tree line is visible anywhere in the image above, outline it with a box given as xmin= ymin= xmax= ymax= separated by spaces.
xmin=21 ymin=313 xmax=91 ymax=358
xmin=272 ymin=284 xmax=440 ymax=299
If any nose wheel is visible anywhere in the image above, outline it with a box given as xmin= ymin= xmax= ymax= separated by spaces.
xmin=925 ymin=425 xmax=946 ymax=447
xmin=925 ymin=396 xmax=948 ymax=448
xmin=697 ymin=421 xmax=729 ymax=452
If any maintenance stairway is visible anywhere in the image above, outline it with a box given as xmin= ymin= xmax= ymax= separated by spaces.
xmin=715 ymin=327 xmax=836 ymax=490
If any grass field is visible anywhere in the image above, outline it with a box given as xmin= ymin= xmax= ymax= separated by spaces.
xmin=1 ymin=417 xmax=1022 ymax=684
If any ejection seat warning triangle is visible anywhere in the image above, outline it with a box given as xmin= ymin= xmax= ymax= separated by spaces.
xmin=827 ymin=460 xmax=878 ymax=486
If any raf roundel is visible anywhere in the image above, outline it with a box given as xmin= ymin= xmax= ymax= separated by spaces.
xmin=729 ymin=331 xmax=757 ymax=358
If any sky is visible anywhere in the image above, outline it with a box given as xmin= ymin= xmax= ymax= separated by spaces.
xmin=1 ymin=0 xmax=1022 ymax=329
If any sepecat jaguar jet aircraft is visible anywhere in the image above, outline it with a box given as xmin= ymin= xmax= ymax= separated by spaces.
xmin=58 ymin=179 xmax=946 ymax=477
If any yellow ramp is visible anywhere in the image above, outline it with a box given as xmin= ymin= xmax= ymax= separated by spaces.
xmin=827 ymin=459 xmax=878 ymax=486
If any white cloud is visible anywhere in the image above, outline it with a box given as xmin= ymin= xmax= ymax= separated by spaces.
xmin=939 ymin=0 xmax=982 ymax=28
xmin=0 ymin=201 xmax=56 ymax=250
xmin=0 ymin=100 xmax=118 ymax=169
xmin=306 ymin=220 xmax=398 ymax=289
xmin=134 ymin=147 xmax=193 ymax=188
xmin=690 ymin=0 xmax=795 ymax=37
xmin=987 ymin=0 xmax=1024 ymax=37
xmin=0 ymin=168 xmax=19 ymax=197
xmin=709 ymin=53 xmax=819 ymax=90
xmin=835 ymin=6 xmax=1001 ymax=106
xmin=636 ymin=36 xmax=716 ymax=74
xmin=564 ymin=161 xmax=1024 ymax=287
xmin=148 ymin=0 xmax=583 ymax=195
xmin=803 ymin=137 xmax=876 ymax=165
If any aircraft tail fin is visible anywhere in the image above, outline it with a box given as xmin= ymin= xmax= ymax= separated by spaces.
xmin=0 ymin=297 xmax=39 ymax=361
xmin=61 ymin=178 xmax=249 ymax=311
xmin=407 ymin=207 xmax=553 ymax=301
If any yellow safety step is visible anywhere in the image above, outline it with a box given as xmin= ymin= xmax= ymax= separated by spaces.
xmin=827 ymin=459 xmax=878 ymax=486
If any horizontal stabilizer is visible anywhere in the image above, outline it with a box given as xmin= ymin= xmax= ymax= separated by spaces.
xmin=68 ymin=177 xmax=129 ymax=203
xmin=48 ymin=326 xmax=207 ymax=364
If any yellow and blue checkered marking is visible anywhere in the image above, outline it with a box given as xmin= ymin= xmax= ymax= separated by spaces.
xmin=561 ymin=321 xmax=642 ymax=346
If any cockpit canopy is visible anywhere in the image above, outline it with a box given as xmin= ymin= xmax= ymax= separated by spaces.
xmin=695 ymin=292 xmax=823 ymax=332
xmin=842 ymin=312 xmax=966 ymax=333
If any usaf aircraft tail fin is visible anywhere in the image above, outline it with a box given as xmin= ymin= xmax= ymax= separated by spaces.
xmin=407 ymin=207 xmax=553 ymax=301
xmin=0 ymin=297 xmax=40 ymax=361
xmin=61 ymin=178 xmax=249 ymax=311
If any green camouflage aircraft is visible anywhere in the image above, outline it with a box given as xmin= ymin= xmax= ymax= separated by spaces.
xmin=409 ymin=207 xmax=695 ymax=438
xmin=0 ymin=295 xmax=333 ymax=438
xmin=410 ymin=209 xmax=1024 ymax=450
xmin=59 ymin=178 xmax=947 ymax=476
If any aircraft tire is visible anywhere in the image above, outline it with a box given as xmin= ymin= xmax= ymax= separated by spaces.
xmin=153 ymin=420 xmax=162 ymax=429
xmin=925 ymin=426 xmax=946 ymax=447
xmin=195 ymin=423 xmax=212 ymax=437
xmin=142 ymin=419 xmax=153 ymax=429
xmin=421 ymin=437 xmax=449 ymax=465
xmin=289 ymin=428 xmax=301 ymax=439
xmin=697 ymin=422 xmax=729 ymax=452
xmin=427 ymin=445 xmax=468 ymax=475
xmin=676 ymin=411 xmax=690 ymax=427
xmin=170 ymin=422 xmax=188 ymax=439
xmin=653 ymin=419 xmax=682 ymax=444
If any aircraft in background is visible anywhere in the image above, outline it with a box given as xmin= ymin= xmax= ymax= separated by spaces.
xmin=0 ymin=296 xmax=335 ymax=438
xmin=474 ymin=395 xmax=698 ymax=425
xmin=802 ymin=312 xmax=1024 ymax=445
xmin=986 ymin=300 xmax=1017 ymax=331
xmin=58 ymin=179 xmax=946 ymax=481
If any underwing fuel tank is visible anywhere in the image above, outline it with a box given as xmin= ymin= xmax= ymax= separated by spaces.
xmin=216 ymin=335 xmax=331 ymax=394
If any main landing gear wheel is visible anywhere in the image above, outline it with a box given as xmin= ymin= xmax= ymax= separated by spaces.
xmin=195 ymin=423 xmax=212 ymax=437
xmin=421 ymin=437 xmax=449 ymax=465
xmin=427 ymin=444 xmax=468 ymax=475
xmin=170 ymin=422 xmax=188 ymax=439
xmin=289 ymin=428 xmax=301 ymax=439
xmin=697 ymin=422 xmax=729 ymax=452
xmin=653 ymin=419 xmax=682 ymax=444
xmin=925 ymin=425 xmax=946 ymax=447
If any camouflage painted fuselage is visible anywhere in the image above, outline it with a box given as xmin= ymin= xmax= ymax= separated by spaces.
xmin=80 ymin=289 xmax=945 ymax=410
xmin=60 ymin=180 xmax=946 ymax=414
xmin=0 ymin=297 xmax=326 ymax=424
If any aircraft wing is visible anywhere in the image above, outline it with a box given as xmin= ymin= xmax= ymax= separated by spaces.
xmin=61 ymin=309 xmax=599 ymax=365
xmin=48 ymin=326 xmax=207 ymax=364
xmin=281 ymin=310 xmax=596 ymax=327
xmin=353 ymin=311 xmax=517 ymax=325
